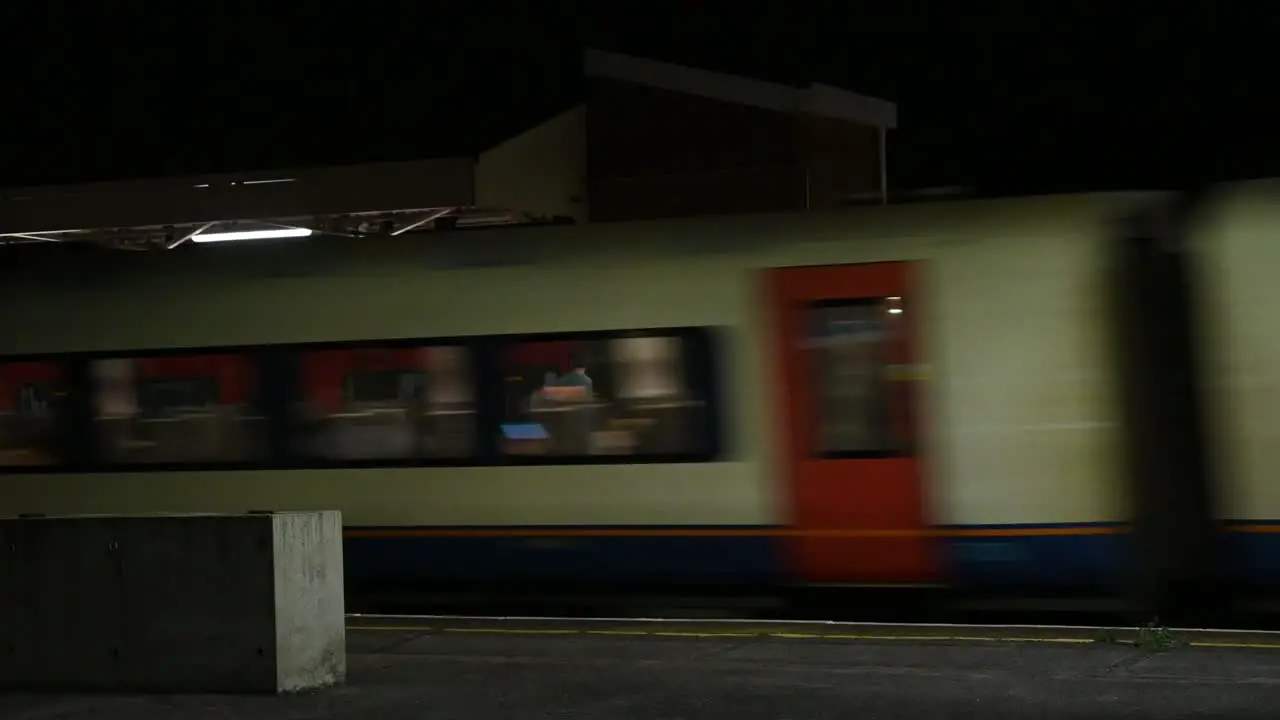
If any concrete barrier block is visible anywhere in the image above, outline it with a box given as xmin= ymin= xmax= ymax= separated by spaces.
xmin=0 ymin=511 xmax=345 ymax=694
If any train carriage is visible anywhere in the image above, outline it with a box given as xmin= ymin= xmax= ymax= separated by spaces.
xmin=0 ymin=192 xmax=1169 ymax=593
xmin=1192 ymin=180 xmax=1280 ymax=587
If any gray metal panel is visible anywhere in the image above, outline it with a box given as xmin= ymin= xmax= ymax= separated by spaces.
xmin=113 ymin=515 xmax=279 ymax=693
xmin=2 ymin=518 xmax=125 ymax=691
xmin=0 ymin=512 xmax=344 ymax=694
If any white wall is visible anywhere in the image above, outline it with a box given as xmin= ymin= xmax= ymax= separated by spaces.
xmin=1194 ymin=180 xmax=1280 ymax=521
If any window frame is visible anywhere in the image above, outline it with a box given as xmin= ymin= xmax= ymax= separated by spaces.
xmin=490 ymin=326 xmax=724 ymax=466
xmin=0 ymin=353 xmax=79 ymax=473
xmin=81 ymin=345 xmax=272 ymax=473
xmin=0 ymin=325 xmax=726 ymax=474
xmin=284 ymin=337 xmax=485 ymax=468
xmin=805 ymin=297 xmax=915 ymax=461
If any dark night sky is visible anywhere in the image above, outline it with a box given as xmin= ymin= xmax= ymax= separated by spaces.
xmin=1 ymin=4 xmax=1270 ymax=196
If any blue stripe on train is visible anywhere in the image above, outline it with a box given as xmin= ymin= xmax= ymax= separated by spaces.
xmin=940 ymin=526 xmax=1131 ymax=588
xmin=1223 ymin=524 xmax=1280 ymax=585
xmin=948 ymin=524 xmax=1280 ymax=587
xmin=345 ymin=532 xmax=784 ymax=585
xmin=343 ymin=523 xmax=1135 ymax=588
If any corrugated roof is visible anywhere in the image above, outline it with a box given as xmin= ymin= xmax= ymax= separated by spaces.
xmin=584 ymin=49 xmax=896 ymax=129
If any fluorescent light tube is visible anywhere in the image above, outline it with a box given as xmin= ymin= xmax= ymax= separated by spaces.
xmin=191 ymin=227 xmax=313 ymax=243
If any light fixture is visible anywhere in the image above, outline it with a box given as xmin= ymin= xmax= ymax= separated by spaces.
xmin=190 ymin=227 xmax=314 ymax=243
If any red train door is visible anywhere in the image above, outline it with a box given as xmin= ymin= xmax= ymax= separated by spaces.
xmin=770 ymin=262 xmax=936 ymax=583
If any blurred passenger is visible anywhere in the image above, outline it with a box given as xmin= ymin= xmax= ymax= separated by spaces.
xmin=539 ymin=358 xmax=593 ymax=403
xmin=559 ymin=357 xmax=594 ymax=395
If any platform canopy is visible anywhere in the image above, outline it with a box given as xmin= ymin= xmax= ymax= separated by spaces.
xmin=0 ymin=156 xmax=561 ymax=250
xmin=0 ymin=49 xmax=899 ymax=252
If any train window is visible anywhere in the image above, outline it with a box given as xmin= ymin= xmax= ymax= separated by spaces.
xmin=17 ymin=383 xmax=55 ymax=419
xmin=806 ymin=297 xmax=915 ymax=458
xmin=292 ymin=345 xmax=476 ymax=461
xmin=0 ymin=360 xmax=68 ymax=467
xmin=138 ymin=377 xmax=219 ymax=419
xmin=343 ymin=369 xmax=427 ymax=405
xmin=497 ymin=331 xmax=714 ymax=460
xmin=90 ymin=354 xmax=268 ymax=465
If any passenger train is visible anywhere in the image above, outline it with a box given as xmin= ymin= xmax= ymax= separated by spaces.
xmin=1 ymin=181 xmax=1278 ymax=615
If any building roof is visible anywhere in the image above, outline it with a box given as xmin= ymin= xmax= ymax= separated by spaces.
xmin=2 ymin=49 xmax=896 ymax=193
xmin=583 ymin=49 xmax=897 ymax=129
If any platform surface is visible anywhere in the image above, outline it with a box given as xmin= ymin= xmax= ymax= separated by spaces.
xmin=8 ymin=617 xmax=1280 ymax=718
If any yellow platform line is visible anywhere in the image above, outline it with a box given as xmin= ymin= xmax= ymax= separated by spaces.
xmin=348 ymin=624 xmax=1280 ymax=648
xmin=1188 ymin=641 xmax=1280 ymax=650
xmin=445 ymin=627 xmax=579 ymax=635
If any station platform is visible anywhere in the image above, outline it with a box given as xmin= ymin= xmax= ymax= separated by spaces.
xmin=8 ymin=617 xmax=1280 ymax=719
